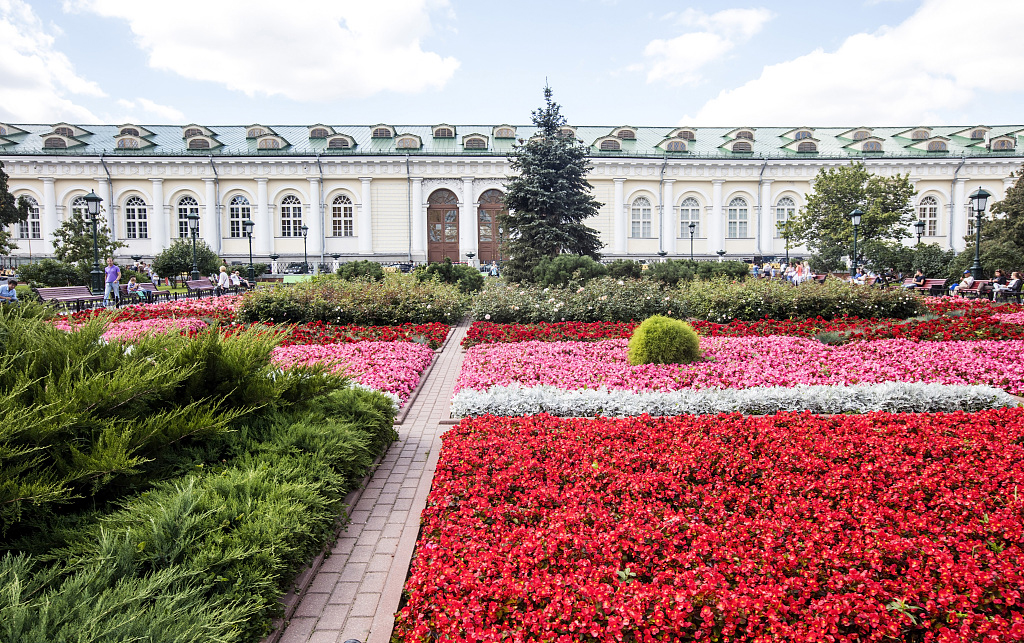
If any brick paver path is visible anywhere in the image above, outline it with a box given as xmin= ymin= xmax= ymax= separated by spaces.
xmin=278 ymin=320 xmax=469 ymax=643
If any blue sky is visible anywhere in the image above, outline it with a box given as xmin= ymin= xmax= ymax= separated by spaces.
xmin=2 ymin=0 xmax=1023 ymax=127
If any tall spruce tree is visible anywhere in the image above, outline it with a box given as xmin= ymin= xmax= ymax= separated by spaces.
xmin=0 ymin=161 xmax=30 ymax=256
xmin=51 ymin=205 xmax=125 ymax=271
xmin=501 ymin=85 xmax=603 ymax=282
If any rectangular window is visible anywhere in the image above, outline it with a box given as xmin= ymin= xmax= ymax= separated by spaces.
xmin=679 ymin=205 xmax=700 ymax=237
xmin=332 ymin=203 xmax=354 ymax=237
xmin=728 ymin=210 xmax=748 ymax=238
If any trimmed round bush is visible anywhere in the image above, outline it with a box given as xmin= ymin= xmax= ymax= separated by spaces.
xmin=530 ymin=255 xmax=607 ymax=287
xmin=336 ymin=260 xmax=385 ymax=282
xmin=627 ymin=315 xmax=701 ymax=365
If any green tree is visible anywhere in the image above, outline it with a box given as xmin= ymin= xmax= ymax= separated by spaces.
xmin=0 ymin=161 xmax=31 ymax=255
xmin=51 ymin=206 xmax=125 ymax=270
xmin=788 ymin=162 xmax=916 ymax=272
xmin=954 ymin=164 xmax=1024 ymax=276
xmin=501 ymin=85 xmax=603 ymax=283
xmin=152 ymin=238 xmax=223 ymax=281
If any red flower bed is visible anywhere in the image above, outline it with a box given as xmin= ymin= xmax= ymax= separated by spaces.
xmin=227 ymin=320 xmax=450 ymax=349
xmin=396 ymin=410 xmax=1024 ymax=642
xmin=463 ymin=321 xmax=636 ymax=347
xmin=923 ymin=297 xmax=1024 ymax=315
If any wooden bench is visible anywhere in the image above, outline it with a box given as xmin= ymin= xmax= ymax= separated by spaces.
xmin=119 ymin=282 xmax=171 ymax=303
xmin=185 ymin=278 xmax=216 ymax=297
xmin=995 ymin=284 xmax=1023 ymax=304
xmin=920 ymin=278 xmax=948 ymax=296
xmin=956 ymin=280 xmax=990 ymax=299
xmin=33 ymin=285 xmax=104 ymax=311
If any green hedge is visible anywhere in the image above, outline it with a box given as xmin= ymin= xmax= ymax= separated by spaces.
xmin=238 ymin=273 xmax=470 ymax=325
xmin=414 ymin=259 xmax=484 ymax=294
xmin=473 ymin=277 xmax=681 ymax=323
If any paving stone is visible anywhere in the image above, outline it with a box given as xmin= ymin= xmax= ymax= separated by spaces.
xmin=339 ymin=616 xmax=374 ymax=642
xmin=328 ymin=582 xmax=360 ymax=605
xmin=294 ymin=592 xmax=330 ymax=617
xmin=316 ymin=604 xmax=351 ymax=630
xmin=308 ymin=572 xmax=340 ymax=594
xmin=308 ymin=631 xmax=342 ymax=643
xmin=358 ymin=571 xmax=388 ymax=594
xmin=347 ymin=545 xmax=374 ymax=564
xmin=366 ymin=553 xmax=393 ymax=572
xmin=279 ymin=617 xmax=317 ymax=643
xmin=350 ymin=592 xmax=381 ymax=618
xmin=338 ymin=563 xmax=368 ymax=583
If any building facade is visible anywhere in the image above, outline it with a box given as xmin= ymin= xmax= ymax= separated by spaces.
xmin=2 ymin=121 xmax=1022 ymax=267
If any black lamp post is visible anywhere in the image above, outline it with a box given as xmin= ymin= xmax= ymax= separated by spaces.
xmin=82 ymin=190 xmax=104 ymax=294
xmin=969 ymin=187 xmax=991 ymax=281
xmin=849 ymin=208 xmax=863 ymax=275
xmin=914 ymin=219 xmax=925 ymax=246
xmin=777 ymin=221 xmax=790 ymax=266
xmin=300 ymin=224 xmax=309 ymax=274
xmin=688 ymin=222 xmax=696 ymax=262
xmin=716 ymin=249 xmax=726 ymax=262
xmin=187 ymin=212 xmax=201 ymax=281
xmin=243 ymin=218 xmax=255 ymax=282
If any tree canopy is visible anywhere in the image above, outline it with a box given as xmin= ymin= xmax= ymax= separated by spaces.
xmin=51 ymin=206 xmax=125 ymax=269
xmin=787 ymin=162 xmax=916 ymax=272
xmin=152 ymin=238 xmax=223 ymax=279
xmin=500 ymin=85 xmax=603 ymax=282
xmin=0 ymin=161 xmax=31 ymax=256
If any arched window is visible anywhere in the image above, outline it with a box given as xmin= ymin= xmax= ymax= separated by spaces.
xmin=679 ymin=197 xmax=700 ymax=237
xmin=332 ymin=194 xmax=354 ymax=237
xmin=679 ymin=130 xmax=695 ymax=140
xmin=600 ymin=139 xmax=620 ymax=151
xmin=228 ymin=195 xmax=250 ymax=238
xmin=557 ymin=128 xmax=575 ymax=139
xmin=117 ymin=138 xmax=140 ymax=149
xmin=918 ymin=196 xmax=938 ymax=236
xmin=666 ymin=140 xmax=687 ymax=152
xmin=794 ymin=130 xmax=811 ymax=140
xmin=616 ymin=129 xmax=636 ymax=140
xmin=631 ymin=196 xmax=652 ymax=238
xmin=727 ymin=197 xmax=748 ymax=238
xmin=310 ymin=128 xmax=329 ymax=138
xmin=188 ymin=138 xmax=210 ymax=149
xmin=863 ymin=141 xmax=882 ymax=152
xmin=429 ymin=189 xmax=458 ymax=205
xmin=797 ymin=141 xmax=817 ymax=152
xmin=928 ymin=141 xmax=947 ymax=151
xmin=732 ymin=141 xmax=752 ymax=152
xmin=247 ymin=127 xmax=266 ymax=138
xmin=258 ymin=138 xmax=280 ymax=149
xmin=44 ymin=137 xmax=66 ymax=149
xmin=911 ymin=130 xmax=928 ymax=140
xmin=775 ymin=197 xmax=795 ymax=237
xmin=970 ymin=129 xmax=986 ymax=140
xmin=465 ymin=137 xmax=487 ymax=149
xmin=18 ymin=196 xmax=40 ymax=239
xmin=993 ymin=139 xmax=1014 ymax=150
xmin=124 ymin=196 xmax=148 ymax=239
xmin=853 ymin=130 xmax=868 ymax=140
xmin=396 ymin=137 xmax=419 ymax=149
xmin=70 ymin=195 xmax=88 ymax=220
xmin=372 ymin=127 xmax=392 ymax=138
xmin=735 ymin=130 xmax=754 ymax=140
xmin=53 ymin=126 xmax=74 ymax=137
xmin=177 ymin=195 xmax=199 ymax=237
xmin=184 ymin=128 xmax=203 ymax=138
xmin=280 ymin=195 xmax=302 ymax=237
xmin=434 ymin=127 xmax=454 ymax=138
xmin=494 ymin=127 xmax=514 ymax=138
xmin=120 ymin=127 xmax=139 ymax=137
xmin=328 ymin=137 xmax=350 ymax=149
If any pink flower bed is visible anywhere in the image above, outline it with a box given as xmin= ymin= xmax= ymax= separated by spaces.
xmin=996 ymin=312 xmax=1024 ymax=325
xmin=456 ymin=338 xmax=1024 ymax=395
xmin=272 ymin=341 xmax=434 ymax=403
xmin=102 ymin=318 xmax=209 ymax=342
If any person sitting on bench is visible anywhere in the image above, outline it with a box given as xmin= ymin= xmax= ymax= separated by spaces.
xmin=950 ymin=270 xmax=974 ymax=296
xmin=0 ymin=279 xmax=19 ymax=303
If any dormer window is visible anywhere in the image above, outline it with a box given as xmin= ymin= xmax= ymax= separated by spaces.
xmin=310 ymin=128 xmax=330 ymax=139
xmin=53 ymin=126 xmax=74 ymax=137
xmin=494 ymin=126 xmax=515 ymax=138
xmin=247 ymin=127 xmax=267 ymax=138
xmin=557 ymin=128 xmax=575 ymax=139
xmin=992 ymin=138 xmax=1015 ymax=151
xmin=928 ymin=141 xmax=947 ymax=151
xmin=120 ymin=127 xmax=140 ymax=137
xmin=665 ymin=139 xmax=687 ymax=152
xmin=852 ymin=130 xmax=869 ymax=140
xmin=44 ymin=137 xmax=67 ymax=149
xmin=188 ymin=138 xmax=210 ymax=149
xmin=396 ymin=136 xmax=420 ymax=149
xmin=797 ymin=141 xmax=817 ymax=152
xmin=372 ymin=126 xmax=393 ymax=138
xmin=970 ymin=129 xmax=987 ymax=140
xmin=677 ymin=130 xmax=696 ymax=141
xmin=732 ymin=141 xmax=752 ymax=152
xmin=258 ymin=138 xmax=280 ymax=149
xmin=433 ymin=126 xmax=455 ymax=138
xmin=735 ymin=130 xmax=754 ymax=140
xmin=117 ymin=138 xmax=140 ymax=149
xmin=599 ymin=139 xmax=621 ymax=151
xmin=0 ymin=126 xmax=7 ymax=136
xmin=794 ymin=130 xmax=812 ymax=140
xmin=615 ymin=128 xmax=636 ymax=140
xmin=183 ymin=127 xmax=203 ymax=138
xmin=863 ymin=141 xmax=882 ymax=152
xmin=911 ymin=129 xmax=929 ymax=140
xmin=328 ymin=137 xmax=351 ymax=149
xmin=464 ymin=137 xmax=487 ymax=149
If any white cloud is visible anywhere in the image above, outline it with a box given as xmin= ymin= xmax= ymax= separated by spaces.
xmin=0 ymin=0 xmax=104 ymax=122
xmin=67 ymin=0 xmax=461 ymax=101
xmin=110 ymin=97 xmax=185 ymax=123
xmin=682 ymin=0 xmax=1024 ymax=125
xmin=644 ymin=8 xmax=773 ymax=85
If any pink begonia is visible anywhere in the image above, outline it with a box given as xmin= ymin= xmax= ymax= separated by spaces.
xmin=272 ymin=341 xmax=433 ymax=404
xmin=102 ymin=318 xmax=208 ymax=342
xmin=995 ymin=312 xmax=1024 ymax=325
xmin=455 ymin=338 xmax=1024 ymax=395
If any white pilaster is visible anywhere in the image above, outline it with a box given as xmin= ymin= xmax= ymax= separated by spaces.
xmin=306 ymin=178 xmax=323 ymax=256
xmin=359 ymin=177 xmax=373 ymax=254
xmin=95 ymin=177 xmax=114 ymax=240
xmin=711 ymin=179 xmax=725 ymax=254
xmin=461 ymin=177 xmax=477 ymax=264
xmin=759 ymin=179 xmax=774 ymax=255
xmin=411 ymin=177 xmax=425 ymax=259
xmin=613 ymin=178 xmax=626 ymax=254
xmin=41 ymin=177 xmax=58 ymax=251
xmin=255 ymin=178 xmax=271 ymax=255
xmin=149 ymin=178 xmax=166 ymax=255
xmin=662 ymin=180 xmax=675 ymax=255
xmin=951 ymin=178 xmax=967 ymax=252
xmin=203 ymin=179 xmax=219 ymax=253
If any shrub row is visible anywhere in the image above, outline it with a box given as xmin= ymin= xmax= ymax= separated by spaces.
xmin=528 ymin=255 xmax=750 ymax=288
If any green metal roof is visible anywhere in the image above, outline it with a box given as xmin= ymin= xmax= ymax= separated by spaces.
xmin=1 ymin=123 xmax=1021 ymax=159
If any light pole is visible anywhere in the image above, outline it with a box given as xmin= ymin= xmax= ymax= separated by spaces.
xmin=777 ymin=221 xmax=790 ymax=267
xmin=187 ymin=212 xmax=201 ymax=281
xmin=82 ymin=190 xmax=104 ymax=294
xmin=243 ymin=218 xmax=255 ymax=282
xmin=914 ymin=219 xmax=925 ymax=246
xmin=849 ymin=208 xmax=863 ymax=275
xmin=688 ymin=222 xmax=696 ymax=262
xmin=969 ymin=187 xmax=991 ymax=281
xmin=300 ymin=224 xmax=309 ymax=274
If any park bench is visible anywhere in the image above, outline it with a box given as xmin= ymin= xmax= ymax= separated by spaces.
xmin=33 ymin=286 xmax=104 ymax=311
xmin=119 ymin=282 xmax=171 ymax=303
xmin=920 ymin=278 xmax=947 ymax=296
xmin=185 ymin=278 xmax=216 ymax=297
xmin=956 ymin=280 xmax=991 ymax=299
xmin=995 ymin=282 xmax=1023 ymax=304
xmin=812 ymin=274 xmax=827 ymax=284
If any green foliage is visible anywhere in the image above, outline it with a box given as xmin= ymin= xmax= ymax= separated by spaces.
xmin=153 ymin=239 xmax=224 ymax=281
xmin=473 ymin=277 xmax=683 ymax=323
xmin=645 ymin=260 xmax=750 ymax=286
xmin=605 ymin=259 xmax=643 ymax=280
xmin=51 ymin=206 xmax=126 ymax=271
xmin=789 ymin=163 xmax=916 ymax=271
xmin=0 ymin=161 xmax=31 ymax=255
xmin=645 ymin=260 xmax=694 ymax=286
xmin=336 ymin=260 xmax=385 ymax=282
xmin=239 ymin=273 xmax=469 ymax=325
xmin=501 ymin=86 xmax=603 ymax=282
xmin=627 ymin=315 xmax=701 ymax=365
xmin=693 ymin=260 xmax=751 ymax=281
xmin=530 ymin=254 xmax=608 ymax=287
xmin=16 ymin=259 xmax=87 ymax=287
xmin=414 ymin=258 xmax=484 ymax=293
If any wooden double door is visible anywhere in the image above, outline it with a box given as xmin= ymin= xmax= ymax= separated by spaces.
xmin=426 ymin=188 xmax=507 ymax=264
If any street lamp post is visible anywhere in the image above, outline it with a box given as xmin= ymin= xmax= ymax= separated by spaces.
xmin=187 ymin=212 xmax=201 ymax=281
xmin=242 ymin=219 xmax=255 ymax=282
xmin=300 ymin=224 xmax=309 ymax=274
xmin=688 ymin=222 xmax=696 ymax=262
xmin=849 ymin=208 xmax=863 ymax=275
xmin=82 ymin=190 xmax=104 ymax=295
xmin=777 ymin=222 xmax=790 ymax=267
xmin=969 ymin=187 xmax=991 ymax=281
xmin=914 ymin=219 xmax=925 ymax=246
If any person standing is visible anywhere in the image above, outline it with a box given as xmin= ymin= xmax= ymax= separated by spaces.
xmin=103 ymin=257 xmax=121 ymax=306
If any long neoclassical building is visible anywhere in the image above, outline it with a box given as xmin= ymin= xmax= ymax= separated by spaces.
xmin=2 ymin=121 xmax=1022 ymax=267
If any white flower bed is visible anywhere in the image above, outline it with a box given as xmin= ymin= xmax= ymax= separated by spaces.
xmin=450 ymin=382 xmax=1019 ymax=418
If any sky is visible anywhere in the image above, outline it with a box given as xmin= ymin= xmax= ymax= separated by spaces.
xmin=1 ymin=0 xmax=1023 ymax=128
